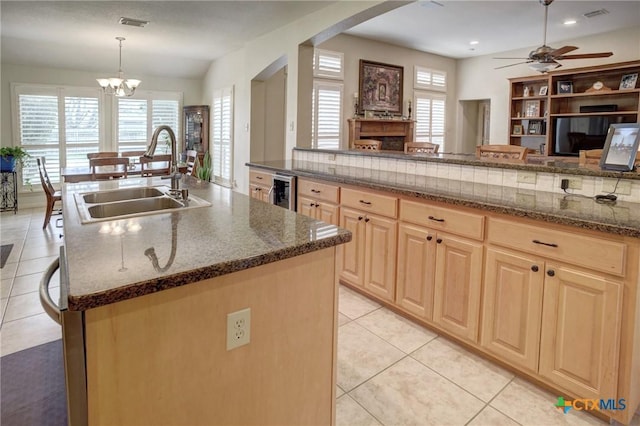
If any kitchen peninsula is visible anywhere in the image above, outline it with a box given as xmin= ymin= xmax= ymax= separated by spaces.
xmin=57 ymin=175 xmax=351 ymax=425
xmin=248 ymin=147 xmax=640 ymax=425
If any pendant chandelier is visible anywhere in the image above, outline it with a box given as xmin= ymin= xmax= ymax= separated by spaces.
xmin=96 ymin=37 xmax=141 ymax=97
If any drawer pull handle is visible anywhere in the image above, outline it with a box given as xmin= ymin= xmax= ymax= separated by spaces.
xmin=531 ymin=265 xmax=539 ymax=272
xmin=436 ymin=238 xmax=443 ymax=244
xmin=532 ymin=239 xmax=558 ymax=248
xmin=428 ymin=215 xmax=445 ymax=222
xmin=359 ymin=200 xmax=372 ymax=205
xmin=256 ymin=176 xmax=263 ymax=180
xmin=547 ymin=269 xmax=555 ymax=277
xmin=426 ymin=235 xmax=433 ymax=241
xmin=311 ymin=189 xmax=321 ymax=193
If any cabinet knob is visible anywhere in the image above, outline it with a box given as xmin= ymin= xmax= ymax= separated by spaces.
xmin=358 ymin=216 xmax=363 ymax=221
xmin=547 ymin=269 xmax=555 ymax=277
xmin=436 ymin=238 xmax=443 ymax=244
xmin=531 ymin=265 xmax=539 ymax=272
xmin=426 ymin=235 xmax=433 ymax=241
xmin=364 ymin=217 xmax=370 ymax=223
xmin=315 ymin=203 xmax=319 ymax=208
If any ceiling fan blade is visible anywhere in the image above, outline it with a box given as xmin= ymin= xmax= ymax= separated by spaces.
xmin=493 ymin=57 xmax=530 ymax=60
xmin=557 ymin=52 xmax=614 ymax=60
xmin=494 ymin=61 xmax=532 ymax=70
xmin=549 ymin=45 xmax=578 ymax=56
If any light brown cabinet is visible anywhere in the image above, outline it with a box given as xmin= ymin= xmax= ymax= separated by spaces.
xmin=297 ymin=178 xmax=340 ymax=226
xmin=337 ymin=187 xmax=398 ymax=301
xmin=249 ymin=169 xmax=272 ymax=202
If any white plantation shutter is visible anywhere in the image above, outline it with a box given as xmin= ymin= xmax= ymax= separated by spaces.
xmin=313 ymin=49 xmax=344 ymax=80
xmin=212 ymin=86 xmax=233 ymax=186
xmin=415 ymin=92 xmax=446 ymax=146
xmin=414 ymin=66 xmax=447 ymax=92
xmin=65 ymin=96 xmax=100 ymax=169
xmin=312 ymin=81 xmax=343 ymax=149
xmin=118 ymin=99 xmax=148 ymax=152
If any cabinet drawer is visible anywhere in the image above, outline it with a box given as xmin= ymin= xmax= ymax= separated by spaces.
xmin=400 ymin=199 xmax=485 ymax=241
xmin=487 ymin=217 xmax=626 ymax=276
xmin=298 ymin=179 xmax=340 ymax=204
xmin=249 ymin=170 xmax=272 ymax=185
xmin=341 ymin=188 xmax=397 ymax=218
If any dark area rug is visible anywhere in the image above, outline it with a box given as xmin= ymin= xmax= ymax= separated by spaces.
xmin=0 ymin=243 xmax=13 ymax=268
xmin=1 ymin=340 xmax=67 ymax=426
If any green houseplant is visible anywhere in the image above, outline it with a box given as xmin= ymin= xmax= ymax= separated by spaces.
xmin=0 ymin=146 xmax=31 ymax=172
xmin=194 ymin=151 xmax=212 ymax=182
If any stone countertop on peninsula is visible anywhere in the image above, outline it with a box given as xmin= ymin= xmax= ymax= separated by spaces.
xmin=61 ymin=176 xmax=351 ymax=311
xmin=247 ymin=159 xmax=640 ymax=238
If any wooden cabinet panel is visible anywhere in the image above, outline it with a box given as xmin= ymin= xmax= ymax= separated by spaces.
xmin=341 ymin=187 xmax=397 ymax=218
xmin=433 ymin=233 xmax=484 ymax=342
xmin=298 ymin=195 xmax=316 ymax=219
xmin=481 ymin=248 xmax=544 ymax=372
xmin=539 ymin=264 xmax=623 ymax=401
xmin=298 ymin=179 xmax=340 ymax=204
xmin=487 ymin=217 xmax=626 ymax=276
xmin=249 ymin=170 xmax=272 ymax=185
xmin=363 ymin=214 xmax=397 ymax=301
xmin=396 ymin=223 xmax=436 ymax=319
xmin=337 ymin=208 xmax=366 ymax=287
xmin=317 ymin=203 xmax=340 ymax=226
xmin=400 ymin=199 xmax=485 ymax=240
xmin=250 ymin=183 xmax=271 ymax=203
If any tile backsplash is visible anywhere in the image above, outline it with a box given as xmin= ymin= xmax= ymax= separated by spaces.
xmin=292 ymin=150 xmax=640 ymax=203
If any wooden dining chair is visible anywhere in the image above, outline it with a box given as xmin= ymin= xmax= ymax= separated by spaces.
xmin=140 ymin=154 xmax=172 ymax=177
xmin=404 ymin=142 xmax=439 ymax=154
xmin=36 ymin=157 xmax=63 ymax=229
xmin=476 ymin=145 xmax=528 ymax=163
xmin=90 ymin=157 xmax=129 ymax=180
xmin=354 ymin=139 xmax=382 ymax=151
xmin=185 ymin=150 xmax=198 ymax=176
xmin=580 ymin=148 xmax=640 ymax=167
xmin=87 ymin=151 xmax=119 ymax=160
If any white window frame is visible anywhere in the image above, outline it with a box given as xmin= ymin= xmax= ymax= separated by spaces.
xmin=211 ymin=86 xmax=234 ymax=187
xmin=312 ymin=81 xmax=344 ymax=150
xmin=11 ymin=83 xmax=105 ymax=188
xmin=414 ymin=91 xmax=446 ymax=146
xmin=414 ymin=66 xmax=447 ymax=92
xmin=313 ymin=49 xmax=344 ymax=80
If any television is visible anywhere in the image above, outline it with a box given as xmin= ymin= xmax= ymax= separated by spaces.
xmin=553 ymin=114 xmax=634 ymax=156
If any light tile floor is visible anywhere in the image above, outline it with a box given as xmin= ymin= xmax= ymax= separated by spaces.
xmin=1 ymin=208 xmax=639 ymax=425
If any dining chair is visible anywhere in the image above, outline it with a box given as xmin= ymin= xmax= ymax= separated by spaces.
xmin=90 ymin=157 xmax=129 ymax=180
xmin=579 ymin=148 xmax=640 ymax=167
xmin=36 ymin=157 xmax=62 ymax=229
xmin=185 ymin=150 xmax=198 ymax=176
xmin=87 ymin=151 xmax=119 ymax=160
xmin=404 ymin=142 xmax=439 ymax=154
xmin=476 ymin=145 xmax=528 ymax=163
xmin=354 ymin=139 xmax=382 ymax=151
xmin=140 ymin=154 xmax=172 ymax=177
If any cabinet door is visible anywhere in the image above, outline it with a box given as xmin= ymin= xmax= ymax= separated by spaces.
xmin=539 ymin=264 xmax=622 ymax=400
xmin=481 ymin=248 xmax=544 ymax=371
xmin=433 ymin=233 xmax=483 ymax=342
xmin=317 ymin=203 xmax=339 ymax=226
xmin=337 ymin=208 xmax=366 ymax=288
xmin=363 ymin=214 xmax=397 ymax=301
xmin=396 ymin=223 xmax=436 ymax=319
xmin=297 ymin=196 xmax=317 ymax=220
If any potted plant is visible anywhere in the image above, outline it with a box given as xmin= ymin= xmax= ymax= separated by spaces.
xmin=0 ymin=146 xmax=31 ymax=172
xmin=194 ymin=151 xmax=212 ymax=182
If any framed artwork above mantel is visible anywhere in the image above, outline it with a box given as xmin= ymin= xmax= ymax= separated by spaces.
xmin=358 ymin=60 xmax=404 ymax=114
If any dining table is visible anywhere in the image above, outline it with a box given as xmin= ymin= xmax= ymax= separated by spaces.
xmin=61 ymin=163 xmax=188 ymax=183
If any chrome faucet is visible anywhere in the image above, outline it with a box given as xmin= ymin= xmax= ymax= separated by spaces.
xmin=144 ymin=125 xmax=181 ymax=193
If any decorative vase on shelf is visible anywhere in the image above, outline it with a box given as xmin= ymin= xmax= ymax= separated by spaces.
xmin=523 ymin=86 xmax=530 ymax=97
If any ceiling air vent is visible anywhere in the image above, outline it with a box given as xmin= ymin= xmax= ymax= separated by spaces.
xmin=583 ymin=9 xmax=609 ymax=19
xmin=119 ymin=17 xmax=150 ymax=27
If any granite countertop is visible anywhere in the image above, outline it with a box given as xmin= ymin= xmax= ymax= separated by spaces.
xmin=61 ymin=176 xmax=351 ymax=311
xmin=247 ymin=159 xmax=640 ymax=238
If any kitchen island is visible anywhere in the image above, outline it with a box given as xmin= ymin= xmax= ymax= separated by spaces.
xmin=58 ymin=176 xmax=351 ymax=425
xmin=248 ymin=152 xmax=640 ymax=425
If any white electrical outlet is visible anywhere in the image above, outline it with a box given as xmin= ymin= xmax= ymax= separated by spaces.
xmin=227 ymin=308 xmax=251 ymax=350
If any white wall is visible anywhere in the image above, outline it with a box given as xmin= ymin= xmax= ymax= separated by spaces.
xmin=456 ymin=26 xmax=640 ymax=148
xmin=317 ymin=34 xmax=458 ymax=150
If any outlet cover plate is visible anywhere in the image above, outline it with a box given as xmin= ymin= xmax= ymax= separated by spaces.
xmin=227 ymin=308 xmax=251 ymax=351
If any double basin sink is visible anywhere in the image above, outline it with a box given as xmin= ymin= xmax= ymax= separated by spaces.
xmin=74 ymin=186 xmax=211 ymax=223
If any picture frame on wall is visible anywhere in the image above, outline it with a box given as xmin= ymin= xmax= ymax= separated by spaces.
xmin=557 ymin=81 xmax=573 ymax=94
xmin=513 ymin=124 xmax=523 ymax=135
xmin=619 ymin=73 xmax=638 ymax=90
xmin=523 ymin=100 xmax=541 ymax=118
xmin=358 ymin=60 xmax=404 ymax=114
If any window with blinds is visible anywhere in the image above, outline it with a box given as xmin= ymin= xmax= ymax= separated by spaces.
xmin=116 ymin=94 xmax=181 ymax=154
xmin=414 ymin=66 xmax=447 ymax=92
xmin=313 ymin=49 xmax=344 ymax=80
xmin=211 ymin=86 xmax=233 ymax=187
xmin=12 ymin=84 xmax=102 ymax=187
xmin=312 ymin=82 xmax=343 ymax=150
xmin=414 ymin=93 xmax=446 ymax=146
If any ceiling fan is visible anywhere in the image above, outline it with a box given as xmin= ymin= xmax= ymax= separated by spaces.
xmin=494 ymin=0 xmax=613 ymax=72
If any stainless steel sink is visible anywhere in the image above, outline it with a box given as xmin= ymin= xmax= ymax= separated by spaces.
xmin=74 ymin=186 xmax=211 ymax=223
xmin=82 ymin=187 xmax=164 ymax=204
xmin=87 ymin=197 xmax=184 ymax=219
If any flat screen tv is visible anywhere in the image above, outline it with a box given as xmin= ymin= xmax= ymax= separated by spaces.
xmin=553 ymin=115 xmax=634 ymax=156
xmin=599 ymin=123 xmax=640 ymax=171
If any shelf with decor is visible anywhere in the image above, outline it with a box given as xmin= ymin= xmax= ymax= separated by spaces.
xmin=508 ymin=76 xmax=550 ymax=153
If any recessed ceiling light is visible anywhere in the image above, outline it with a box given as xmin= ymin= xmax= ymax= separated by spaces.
xmin=470 ymin=40 xmax=479 ymax=45
xmin=563 ymin=19 xmax=577 ymax=25
xmin=119 ymin=17 xmax=150 ymax=27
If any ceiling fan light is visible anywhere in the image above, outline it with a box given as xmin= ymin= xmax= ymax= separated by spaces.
xmin=529 ymin=61 xmax=560 ymax=73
